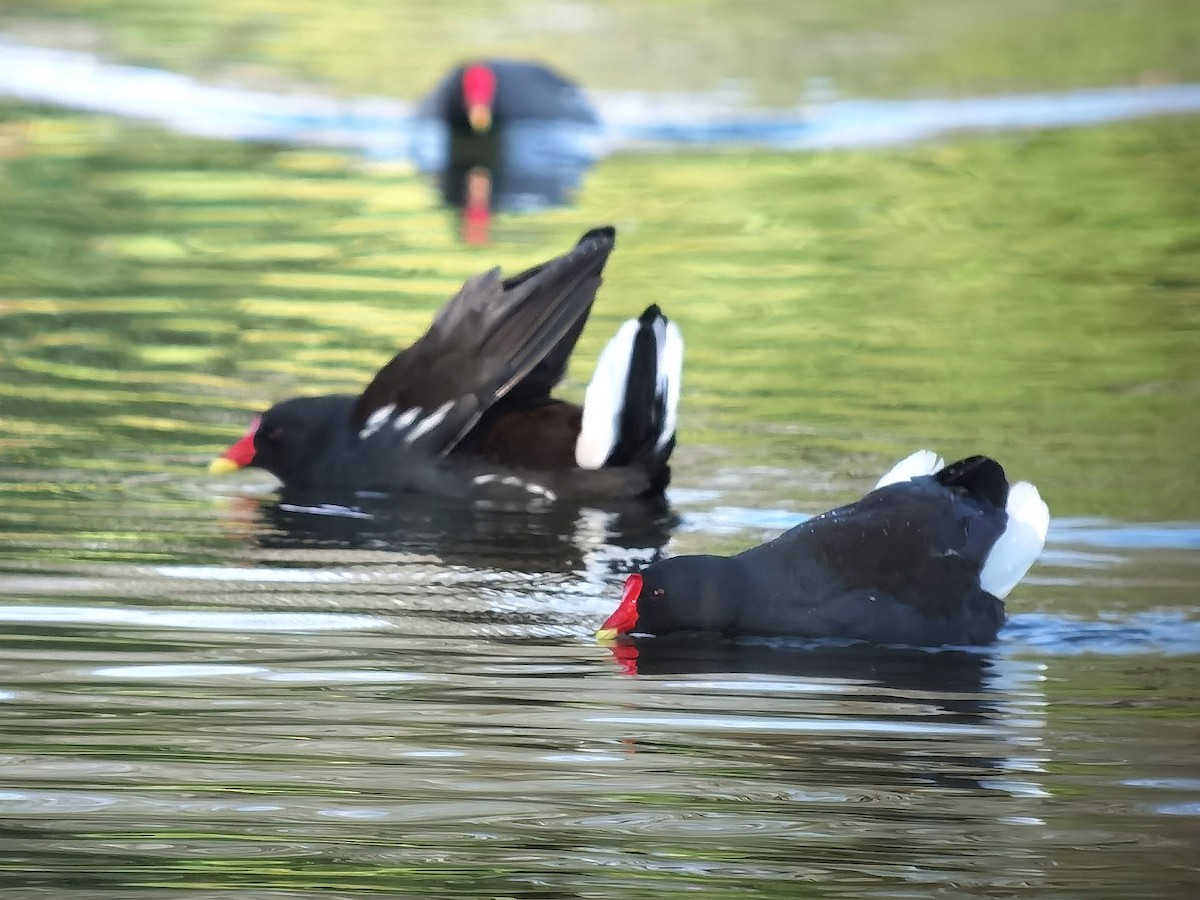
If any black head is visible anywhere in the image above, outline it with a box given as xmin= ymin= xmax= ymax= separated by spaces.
xmin=598 ymin=555 xmax=740 ymax=638
xmin=210 ymin=394 xmax=356 ymax=487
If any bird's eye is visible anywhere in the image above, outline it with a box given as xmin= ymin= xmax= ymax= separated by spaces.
xmin=653 ymin=588 xmax=665 ymax=598
xmin=264 ymin=427 xmax=286 ymax=443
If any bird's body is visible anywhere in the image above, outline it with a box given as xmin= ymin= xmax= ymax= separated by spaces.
xmin=212 ymin=227 xmax=683 ymax=504
xmin=411 ymin=61 xmax=602 ymax=241
xmin=599 ymin=451 xmax=1049 ymax=646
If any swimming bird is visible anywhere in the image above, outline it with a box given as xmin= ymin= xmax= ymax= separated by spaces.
xmin=598 ymin=451 xmax=1049 ymax=646
xmin=411 ymin=60 xmax=601 ymax=243
xmin=210 ymin=227 xmax=683 ymax=503
xmin=425 ymin=59 xmax=598 ymax=140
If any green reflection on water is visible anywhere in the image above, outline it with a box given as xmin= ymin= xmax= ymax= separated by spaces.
xmin=1 ymin=102 xmax=1196 ymax=522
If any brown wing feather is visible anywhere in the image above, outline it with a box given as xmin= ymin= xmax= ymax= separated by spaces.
xmin=349 ymin=228 xmax=615 ymax=456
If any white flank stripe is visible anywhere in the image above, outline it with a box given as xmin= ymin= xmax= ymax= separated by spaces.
xmin=358 ymin=403 xmax=396 ymax=440
xmin=655 ymin=318 xmax=684 ymax=451
xmin=980 ymin=480 xmax=1051 ymax=599
xmin=576 ymin=318 xmax=640 ymax=469
xmin=391 ymin=406 xmax=420 ymax=432
xmin=874 ymin=449 xmax=945 ymax=489
xmin=404 ymin=400 xmax=454 ymax=444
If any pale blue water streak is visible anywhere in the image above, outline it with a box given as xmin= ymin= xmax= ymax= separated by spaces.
xmin=2 ymin=37 xmax=1199 ymax=157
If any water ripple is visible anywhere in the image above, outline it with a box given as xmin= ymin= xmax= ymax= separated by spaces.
xmin=0 ymin=605 xmax=391 ymax=632
xmin=1004 ymin=611 xmax=1200 ymax=655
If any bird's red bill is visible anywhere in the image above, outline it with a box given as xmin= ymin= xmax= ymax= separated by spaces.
xmin=218 ymin=416 xmax=260 ymax=469
xmin=462 ymin=64 xmax=496 ymax=132
xmin=598 ymin=573 xmax=642 ymax=637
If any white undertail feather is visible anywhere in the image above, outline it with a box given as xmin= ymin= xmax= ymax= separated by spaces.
xmin=979 ymin=481 xmax=1051 ymax=599
xmin=874 ymin=449 xmax=945 ymax=489
xmin=575 ymin=319 xmax=638 ymax=468
xmin=575 ymin=311 xmax=684 ymax=469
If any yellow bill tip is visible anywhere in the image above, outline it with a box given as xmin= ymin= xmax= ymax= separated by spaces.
xmin=207 ymin=457 xmax=241 ymax=475
xmin=595 ymin=628 xmax=619 ymax=645
xmin=468 ymin=105 xmax=492 ymax=132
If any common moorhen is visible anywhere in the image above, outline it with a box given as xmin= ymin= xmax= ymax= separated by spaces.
xmin=598 ymin=450 xmax=1049 ymax=646
xmin=412 ymin=60 xmax=601 ymax=243
xmin=211 ymin=227 xmax=683 ymax=503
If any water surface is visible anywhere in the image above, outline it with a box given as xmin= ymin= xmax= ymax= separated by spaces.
xmin=0 ymin=7 xmax=1198 ymax=895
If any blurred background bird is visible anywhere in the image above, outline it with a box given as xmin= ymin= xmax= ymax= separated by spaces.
xmin=410 ymin=59 xmax=603 ymax=244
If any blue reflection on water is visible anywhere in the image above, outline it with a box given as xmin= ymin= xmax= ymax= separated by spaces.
xmin=2 ymin=37 xmax=1199 ymax=158
xmin=1004 ymin=611 xmax=1200 ymax=656
xmin=680 ymin=504 xmax=1200 ymax=553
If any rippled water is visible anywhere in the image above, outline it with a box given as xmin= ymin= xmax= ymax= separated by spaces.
xmin=2 ymin=3 xmax=1200 ymax=896
xmin=2 ymin=391 xmax=1198 ymax=896
xmin=2 ymin=523 xmax=1198 ymax=895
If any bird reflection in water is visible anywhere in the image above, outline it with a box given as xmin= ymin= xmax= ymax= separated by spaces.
xmin=598 ymin=633 xmax=1050 ymax=860
xmin=461 ymin=166 xmax=492 ymax=245
xmin=411 ymin=60 xmax=604 ymax=244
xmin=605 ymin=632 xmax=995 ymax=688
xmin=248 ymin=489 xmax=677 ymax=577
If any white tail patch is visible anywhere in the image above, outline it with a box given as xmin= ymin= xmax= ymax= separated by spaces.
xmin=874 ymin=449 xmax=945 ymax=489
xmin=980 ymin=481 xmax=1051 ymax=599
xmin=575 ymin=311 xmax=684 ymax=469
xmin=575 ymin=318 xmax=641 ymax=469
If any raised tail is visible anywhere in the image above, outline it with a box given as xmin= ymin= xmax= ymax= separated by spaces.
xmin=934 ymin=455 xmax=1010 ymax=509
xmin=935 ymin=454 xmax=1053 ymax=593
xmin=575 ymin=305 xmax=684 ymax=483
xmin=875 ymin=449 xmax=1050 ymax=598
